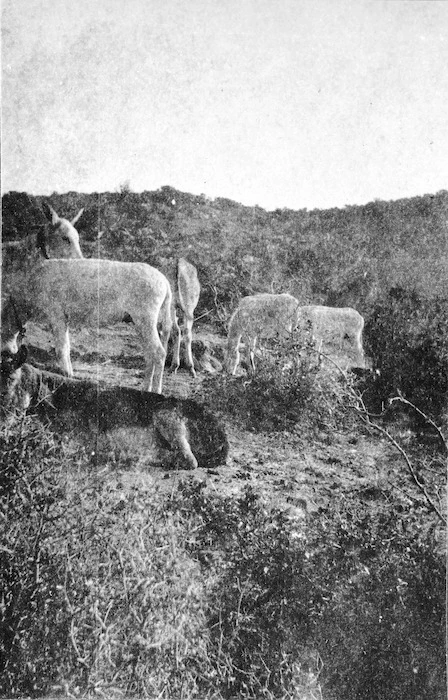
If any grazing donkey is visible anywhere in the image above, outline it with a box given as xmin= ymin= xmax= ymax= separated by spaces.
xmin=2 ymin=207 xmax=173 ymax=393
xmin=226 ymin=293 xmax=366 ymax=374
xmin=295 ymin=305 xmax=366 ymax=370
xmin=169 ymin=257 xmax=201 ymax=377
xmin=1 ymin=346 xmax=229 ymax=470
xmin=226 ymin=293 xmax=300 ymax=374
xmin=126 ymin=256 xmax=201 ymax=377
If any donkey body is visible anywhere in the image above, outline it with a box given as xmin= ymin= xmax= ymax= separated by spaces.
xmin=226 ymin=293 xmax=300 ymax=374
xmin=2 ymin=205 xmax=174 ymax=393
xmin=39 ymin=206 xmax=201 ymax=377
xmin=168 ymin=257 xmax=201 ymax=377
xmin=2 ymin=258 xmax=172 ymax=393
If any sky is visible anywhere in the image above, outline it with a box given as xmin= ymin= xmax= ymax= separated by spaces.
xmin=2 ymin=0 xmax=447 ymax=211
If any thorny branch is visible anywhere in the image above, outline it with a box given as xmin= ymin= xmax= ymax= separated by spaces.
xmin=316 ymin=350 xmax=447 ymax=525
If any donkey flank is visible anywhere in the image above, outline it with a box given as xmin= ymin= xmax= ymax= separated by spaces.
xmin=2 ymin=257 xmax=173 ymax=393
xmin=1 ymin=347 xmax=229 ymax=470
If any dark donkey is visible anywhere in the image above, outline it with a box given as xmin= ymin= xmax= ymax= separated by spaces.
xmin=1 ymin=346 xmax=228 ymax=470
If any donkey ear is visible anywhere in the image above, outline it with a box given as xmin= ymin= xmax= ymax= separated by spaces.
xmin=71 ymin=208 xmax=84 ymax=226
xmin=43 ymin=203 xmax=59 ymax=225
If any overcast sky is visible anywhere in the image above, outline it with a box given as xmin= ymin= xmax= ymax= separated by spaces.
xmin=2 ymin=0 xmax=447 ymax=211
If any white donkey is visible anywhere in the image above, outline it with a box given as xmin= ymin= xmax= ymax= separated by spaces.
xmin=2 ymin=204 xmax=84 ymax=262
xmin=126 ymin=256 xmax=201 ymax=378
xmin=168 ymin=257 xmax=201 ymax=377
xmin=2 ymin=206 xmax=173 ymax=393
xmin=40 ymin=205 xmax=201 ymax=378
xmin=2 ymin=204 xmax=85 ymax=355
xmin=226 ymin=293 xmax=366 ymax=374
xmin=296 ymin=305 xmax=366 ymax=370
xmin=226 ymin=293 xmax=300 ymax=374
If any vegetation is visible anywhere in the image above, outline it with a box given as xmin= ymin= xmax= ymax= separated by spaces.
xmin=365 ymin=287 xmax=448 ymax=424
xmin=3 ymin=187 xmax=448 ymax=322
xmin=0 ymin=418 xmax=210 ymax=698
xmin=1 ymin=187 xmax=446 ymax=697
xmin=195 ymin=329 xmax=360 ymax=435
xmin=3 ymin=188 xmax=447 ymax=417
xmin=0 ymin=418 xmax=445 ymax=699
xmin=308 ymin=495 xmax=446 ymax=700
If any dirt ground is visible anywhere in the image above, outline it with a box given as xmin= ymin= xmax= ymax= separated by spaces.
xmin=21 ymin=320 xmax=421 ymax=522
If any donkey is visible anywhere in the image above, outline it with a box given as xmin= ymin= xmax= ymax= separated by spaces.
xmin=2 ymin=206 xmax=173 ymax=393
xmin=1 ymin=346 xmax=229 ymax=470
xmin=168 ymin=257 xmax=201 ymax=378
xmin=38 ymin=206 xmax=201 ymax=378
xmin=2 ymin=203 xmax=84 ymax=267
xmin=295 ymin=305 xmax=366 ymax=370
xmin=226 ymin=294 xmax=367 ymax=375
xmin=2 ymin=204 xmax=85 ymax=345
xmin=226 ymin=293 xmax=300 ymax=374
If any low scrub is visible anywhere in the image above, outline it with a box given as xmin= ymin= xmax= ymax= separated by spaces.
xmin=196 ymin=330 xmax=360 ymax=435
xmin=1 ymin=419 xmax=445 ymax=699
xmin=171 ymin=481 xmax=446 ymax=700
xmin=0 ymin=418 xmax=208 ymax=698
xmin=365 ymin=288 xmax=448 ymax=425
xmin=309 ymin=495 xmax=446 ymax=700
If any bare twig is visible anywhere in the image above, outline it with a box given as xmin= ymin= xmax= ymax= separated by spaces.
xmin=315 ymin=350 xmax=446 ymax=524
xmin=356 ymin=410 xmax=446 ymax=523
xmin=390 ymin=394 xmax=447 ymax=453
xmin=194 ymin=308 xmax=213 ymax=322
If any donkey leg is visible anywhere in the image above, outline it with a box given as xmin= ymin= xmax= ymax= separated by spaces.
xmin=150 ymin=344 xmax=167 ymax=394
xmin=169 ymin=309 xmax=182 ymax=374
xmin=248 ymin=336 xmax=257 ymax=374
xmin=226 ymin=333 xmax=241 ymax=375
xmin=135 ymin=318 xmax=166 ymax=393
xmin=182 ymin=313 xmax=196 ymax=378
xmin=51 ymin=324 xmax=73 ymax=376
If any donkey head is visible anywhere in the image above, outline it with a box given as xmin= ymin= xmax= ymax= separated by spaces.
xmin=39 ymin=204 xmax=84 ymax=259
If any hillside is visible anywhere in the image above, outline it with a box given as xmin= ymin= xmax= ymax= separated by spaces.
xmin=1 ymin=188 xmax=446 ymax=699
xmin=2 ymin=188 xmax=448 ymax=322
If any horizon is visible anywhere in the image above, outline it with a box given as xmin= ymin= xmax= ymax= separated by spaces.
xmin=3 ymin=183 xmax=447 ymax=215
xmin=2 ymin=0 xmax=447 ymax=211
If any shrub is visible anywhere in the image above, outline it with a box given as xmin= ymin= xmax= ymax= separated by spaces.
xmin=1 ymin=419 xmax=444 ymax=699
xmin=196 ymin=329 xmax=360 ymax=435
xmin=0 ymin=418 xmax=74 ymax=695
xmin=0 ymin=418 xmax=209 ymax=698
xmin=308 ymin=495 xmax=446 ymax=700
xmin=169 ymin=482 xmax=320 ymax=699
xmin=170 ymin=481 xmax=446 ymax=700
xmin=365 ymin=288 xmax=448 ymax=423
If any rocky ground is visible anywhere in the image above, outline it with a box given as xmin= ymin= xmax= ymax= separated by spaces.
xmin=20 ymin=320 xmax=417 ymax=525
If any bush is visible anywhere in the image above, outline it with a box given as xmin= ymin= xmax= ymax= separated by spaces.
xmin=170 ymin=481 xmax=446 ymax=700
xmin=0 ymin=419 xmax=70 ymax=695
xmin=309 ymin=496 xmax=446 ymax=700
xmin=1 ymin=419 xmax=445 ymax=699
xmin=365 ymin=288 xmax=448 ymax=423
xmin=196 ymin=329 xmax=360 ymax=435
xmin=0 ymin=418 xmax=209 ymax=698
xmin=169 ymin=482 xmax=320 ymax=698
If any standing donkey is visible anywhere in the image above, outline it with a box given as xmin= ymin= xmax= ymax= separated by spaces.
xmin=2 ymin=205 xmax=173 ymax=393
xmin=41 ymin=205 xmax=201 ymax=378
